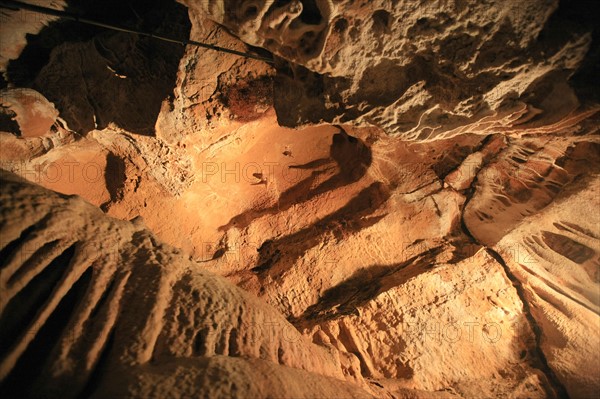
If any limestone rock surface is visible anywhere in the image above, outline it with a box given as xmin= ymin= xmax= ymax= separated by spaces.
xmin=185 ymin=0 xmax=597 ymax=141
xmin=0 ymin=170 xmax=376 ymax=398
xmin=0 ymin=1 xmax=599 ymax=398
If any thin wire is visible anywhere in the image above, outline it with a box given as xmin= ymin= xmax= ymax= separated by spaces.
xmin=0 ymin=0 xmax=275 ymax=64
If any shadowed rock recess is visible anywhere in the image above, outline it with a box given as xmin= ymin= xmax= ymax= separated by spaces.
xmin=0 ymin=0 xmax=598 ymax=398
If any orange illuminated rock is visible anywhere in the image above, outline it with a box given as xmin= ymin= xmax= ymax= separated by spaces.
xmin=0 ymin=1 xmax=598 ymax=397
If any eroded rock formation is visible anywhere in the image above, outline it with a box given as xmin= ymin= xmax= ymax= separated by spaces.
xmin=0 ymin=0 xmax=598 ymax=398
xmin=186 ymin=0 xmax=597 ymax=141
xmin=0 ymin=170 xmax=377 ymax=398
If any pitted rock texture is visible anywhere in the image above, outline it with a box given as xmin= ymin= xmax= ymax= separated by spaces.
xmin=3 ymin=109 xmax=598 ymax=397
xmin=186 ymin=0 xmax=597 ymax=140
xmin=0 ymin=1 xmax=599 ymax=398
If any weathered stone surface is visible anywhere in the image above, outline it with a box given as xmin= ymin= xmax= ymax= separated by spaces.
xmin=0 ymin=1 xmax=598 ymax=397
xmin=0 ymin=1 xmax=65 ymax=73
xmin=185 ymin=0 xmax=596 ymax=140
xmin=493 ymin=174 xmax=600 ymax=399
xmin=0 ymin=170 xmax=374 ymax=398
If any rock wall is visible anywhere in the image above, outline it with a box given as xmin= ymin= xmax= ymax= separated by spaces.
xmin=0 ymin=170 xmax=375 ymax=398
xmin=0 ymin=0 xmax=598 ymax=397
xmin=186 ymin=0 xmax=597 ymax=141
